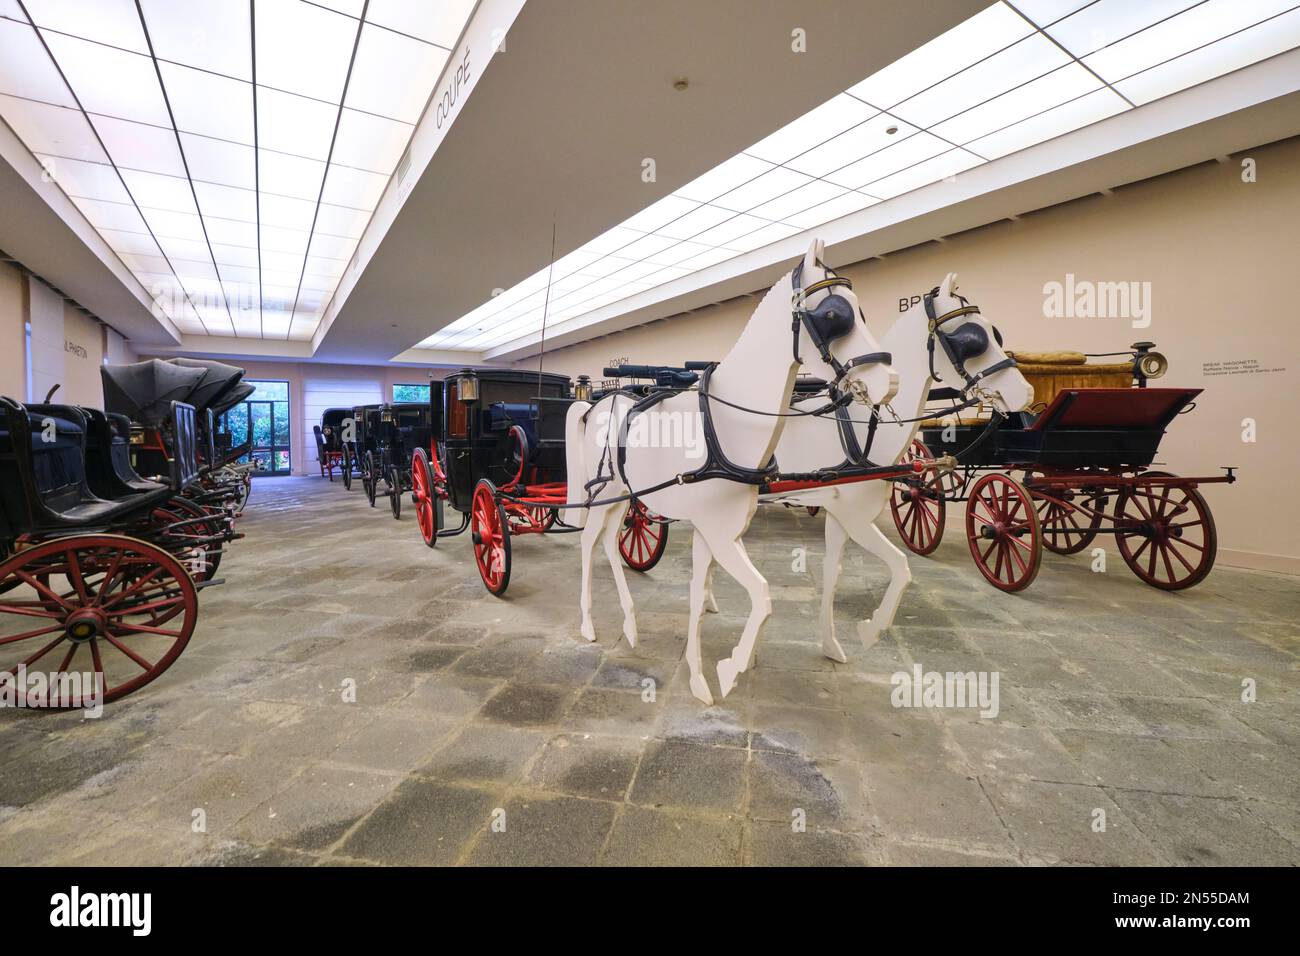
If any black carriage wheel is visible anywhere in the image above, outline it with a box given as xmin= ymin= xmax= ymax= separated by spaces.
xmin=364 ymin=451 xmax=378 ymax=507
xmin=342 ymin=449 xmax=352 ymax=490
xmin=471 ymin=479 xmax=511 ymax=596
xmin=1115 ymin=474 xmax=1217 ymax=591
xmin=618 ymin=501 xmax=669 ymax=572
xmin=389 ymin=466 xmax=403 ymax=520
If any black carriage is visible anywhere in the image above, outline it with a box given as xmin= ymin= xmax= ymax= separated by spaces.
xmin=342 ymin=404 xmax=381 ymax=493
xmin=365 ymin=403 xmax=433 ymax=518
xmin=408 ymin=368 xmax=669 ymax=595
xmin=889 ymin=344 xmax=1235 ymax=592
xmin=0 ymin=385 xmax=215 ymax=707
xmin=315 ymin=407 xmax=351 ymax=482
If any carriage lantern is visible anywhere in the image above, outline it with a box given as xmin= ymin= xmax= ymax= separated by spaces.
xmin=574 ymin=375 xmax=592 ymax=401
xmin=381 ymin=407 xmax=395 ymax=423
xmin=458 ymin=370 xmax=480 ymax=402
xmin=1131 ymin=342 xmax=1167 ymax=387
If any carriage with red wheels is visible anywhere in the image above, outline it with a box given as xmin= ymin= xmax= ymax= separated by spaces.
xmin=0 ymin=372 xmax=231 ymax=707
xmin=408 ymin=368 xmax=669 ymax=595
xmin=888 ymin=343 xmax=1236 ymax=592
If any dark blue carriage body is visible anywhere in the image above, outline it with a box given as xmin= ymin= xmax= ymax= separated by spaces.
xmin=434 ymin=369 xmax=574 ymax=514
xmin=921 ymin=387 xmax=1201 ymax=469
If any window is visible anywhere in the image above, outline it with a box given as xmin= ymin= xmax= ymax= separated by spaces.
xmin=393 ymin=383 xmax=430 ymax=403
xmin=219 ymin=378 xmax=291 ymax=475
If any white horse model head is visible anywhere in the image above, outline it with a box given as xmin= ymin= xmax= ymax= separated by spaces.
xmin=789 ymin=239 xmax=899 ymax=409
xmin=921 ymin=272 xmax=1033 ymax=415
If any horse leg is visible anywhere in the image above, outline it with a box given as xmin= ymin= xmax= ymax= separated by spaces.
xmin=848 ymin=514 xmax=912 ymax=649
xmin=703 ymin=565 xmax=719 ymax=614
xmin=686 ymin=530 xmax=715 ymax=704
xmin=705 ymin=526 xmax=772 ymax=699
xmin=819 ymin=511 xmax=850 ymax=663
xmin=599 ymin=503 xmax=638 ymax=647
xmin=578 ymin=503 xmax=608 ymax=642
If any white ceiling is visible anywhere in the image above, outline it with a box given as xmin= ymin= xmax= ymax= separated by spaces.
xmin=0 ymin=0 xmax=475 ymax=341
xmin=420 ymin=0 xmax=1300 ymax=354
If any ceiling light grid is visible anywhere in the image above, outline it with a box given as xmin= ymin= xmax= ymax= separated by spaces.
xmin=0 ymin=0 xmax=476 ymax=340
xmin=423 ymin=0 xmax=1300 ymax=353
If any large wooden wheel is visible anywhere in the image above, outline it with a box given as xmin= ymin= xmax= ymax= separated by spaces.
xmin=145 ymin=496 xmax=224 ymax=582
xmin=0 ymin=535 xmax=198 ymax=707
xmin=342 ymin=448 xmax=353 ymax=490
xmin=1115 ymin=476 xmax=1216 ymax=590
xmin=965 ymin=473 xmax=1041 ymax=592
xmin=471 ymin=479 xmax=511 ymax=596
xmin=364 ymin=451 xmax=378 ymax=507
xmin=1034 ymin=488 xmax=1104 ymax=555
xmin=890 ymin=439 xmax=946 ymax=555
xmin=618 ymin=500 xmax=669 ymax=572
xmin=389 ymin=466 xmax=403 ymax=520
xmin=411 ymin=447 xmax=438 ymax=547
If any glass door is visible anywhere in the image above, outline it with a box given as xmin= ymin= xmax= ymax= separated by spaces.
xmin=219 ymin=380 xmax=291 ymax=476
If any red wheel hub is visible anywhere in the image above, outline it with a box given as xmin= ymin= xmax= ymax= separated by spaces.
xmin=64 ymin=607 xmax=107 ymax=642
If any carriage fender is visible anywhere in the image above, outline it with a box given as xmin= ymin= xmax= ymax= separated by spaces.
xmin=564 ymin=401 xmax=592 ymax=528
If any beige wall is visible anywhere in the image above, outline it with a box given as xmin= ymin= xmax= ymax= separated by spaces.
xmin=22 ymin=276 xmax=104 ymax=407
xmin=0 ymin=265 xmax=108 ymax=408
xmin=0 ymin=261 xmax=23 ymax=400
xmin=525 ymin=137 xmax=1300 ymax=571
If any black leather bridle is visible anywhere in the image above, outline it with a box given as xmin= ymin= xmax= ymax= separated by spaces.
xmin=923 ymin=288 xmax=1017 ymax=393
xmin=791 ymin=261 xmax=891 ymax=390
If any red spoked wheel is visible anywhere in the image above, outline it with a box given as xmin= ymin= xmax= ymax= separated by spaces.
xmin=890 ymin=439 xmax=946 ymax=555
xmin=965 ymin=473 xmax=1041 ymax=592
xmin=618 ymin=500 xmax=669 ymax=572
xmin=411 ymin=447 xmax=438 ymax=548
xmin=1115 ymin=476 xmax=1216 ymax=590
xmin=471 ymin=479 xmax=511 ymax=596
xmin=0 ymin=534 xmax=198 ymax=707
xmin=145 ymin=496 xmax=225 ymax=582
xmin=1034 ymin=488 xmax=1104 ymax=555
xmin=527 ymin=507 xmax=557 ymax=532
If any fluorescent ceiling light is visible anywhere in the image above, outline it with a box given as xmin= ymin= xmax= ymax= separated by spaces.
xmin=0 ymin=0 xmax=476 ymax=340
xmin=419 ymin=0 xmax=1300 ymax=353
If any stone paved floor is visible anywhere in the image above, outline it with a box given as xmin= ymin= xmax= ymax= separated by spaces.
xmin=1 ymin=476 xmax=1296 ymax=866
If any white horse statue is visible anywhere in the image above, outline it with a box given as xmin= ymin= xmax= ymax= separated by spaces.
xmin=565 ymin=239 xmax=899 ymax=703
xmin=706 ymin=272 xmax=1035 ymax=661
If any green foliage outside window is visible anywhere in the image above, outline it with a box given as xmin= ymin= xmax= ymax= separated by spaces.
xmin=393 ymin=384 xmax=430 ymax=403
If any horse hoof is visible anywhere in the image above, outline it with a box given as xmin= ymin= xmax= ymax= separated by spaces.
xmin=689 ymin=673 xmax=714 ymax=706
xmin=622 ymin=622 xmax=638 ymax=648
xmin=580 ymin=621 xmax=596 ymax=643
xmin=823 ymin=637 xmax=848 ymax=664
xmin=716 ymin=658 xmax=741 ymax=698
xmin=857 ymin=620 xmax=882 ymax=650
xmin=704 ymin=592 xmax=719 ymax=614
